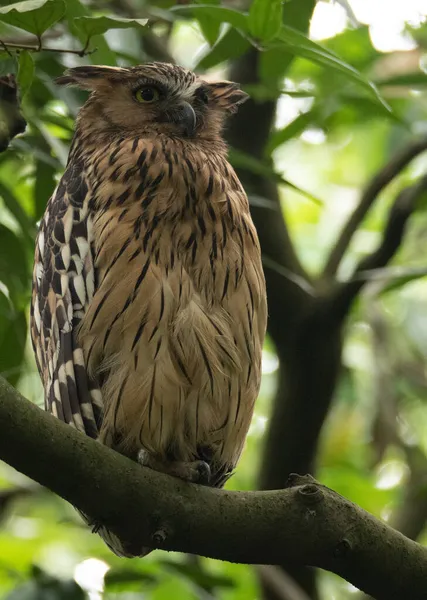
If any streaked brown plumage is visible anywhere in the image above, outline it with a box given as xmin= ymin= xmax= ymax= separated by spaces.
xmin=30 ymin=62 xmax=267 ymax=556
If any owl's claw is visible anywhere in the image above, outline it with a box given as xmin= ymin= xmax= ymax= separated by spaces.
xmin=194 ymin=460 xmax=211 ymax=484
xmin=138 ymin=450 xmax=211 ymax=484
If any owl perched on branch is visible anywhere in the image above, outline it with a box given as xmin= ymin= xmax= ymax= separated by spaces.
xmin=31 ymin=62 xmax=267 ymax=556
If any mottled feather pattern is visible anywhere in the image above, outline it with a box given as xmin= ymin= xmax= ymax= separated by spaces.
xmin=78 ymin=135 xmax=265 ymax=471
xmin=31 ymin=158 xmax=102 ymax=436
xmin=31 ymin=62 xmax=267 ymax=557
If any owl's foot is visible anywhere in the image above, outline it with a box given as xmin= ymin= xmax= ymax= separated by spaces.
xmin=138 ymin=450 xmax=211 ymax=485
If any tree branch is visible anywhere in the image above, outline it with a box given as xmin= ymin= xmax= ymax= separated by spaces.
xmin=331 ymin=173 xmax=427 ymax=317
xmin=1 ymin=376 xmax=427 ymax=599
xmin=256 ymin=565 xmax=312 ymax=600
xmin=368 ymin=298 xmax=427 ymax=541
xmin=323 ymin=136 xmax=427 ymax=278
xmin=392 ymin=445 xmax=427 ymax=541
xmin=227 ymin=49 xmax=312 ymax=351
xmin=0 ymin=39 xmax=94 ymax=57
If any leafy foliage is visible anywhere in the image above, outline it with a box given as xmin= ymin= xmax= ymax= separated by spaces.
xmin=0 ymin=1 xmax=66 ymax=37
xmin=0 ymin=0 xmax=427 ymax=599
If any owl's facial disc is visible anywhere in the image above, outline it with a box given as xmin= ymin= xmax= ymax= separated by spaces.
xmin=161 ymin=101 xmax=197 ymax=138
xmin=132 ymin=80 xmax=198 ymax=137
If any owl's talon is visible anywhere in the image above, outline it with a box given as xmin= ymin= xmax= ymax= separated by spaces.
xmin=137 ymin=451 xmax=211 ymax=484
xmin=137 ymin=449 xmax=149 ymax=466
xmin=194 ymin=460 xmax=211 ymax=484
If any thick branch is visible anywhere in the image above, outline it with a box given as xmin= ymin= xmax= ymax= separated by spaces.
xmin=227 ymin=50 xmax=312 ymax=350
xmin=332 ymin=173 xmax=427 ymax=317
xmin=323 ymin=136 xmax=427 ymax=278
xmin=1 ymin=377 xmax=427 ymax=599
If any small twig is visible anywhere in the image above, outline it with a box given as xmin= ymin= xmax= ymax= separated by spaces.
xmin=332 ymin=173 xmax=427 ymax=316
xmin=262 ymin=254 xmax=316 ymax=296
xmin=323 ymin=136 xmax=427 ymax=278
xmin=346 ymin=265 xmax=427 ymax=284
xmin=81 ymin=36 xmax=91 ymax=56
xmin=0 ymin=39 xmax=95 ymax=57
xmin=0 ymin=40 xmax=13 ymax=59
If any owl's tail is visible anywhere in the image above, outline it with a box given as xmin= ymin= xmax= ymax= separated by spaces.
xmin=77 ymin=509 xmax=152 ymax=558
xmin=97 ymin=524 xmax=152 ymax=558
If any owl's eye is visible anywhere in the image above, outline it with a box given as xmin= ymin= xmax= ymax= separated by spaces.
xmin=134 ymin=86 xmax=160 ymax=103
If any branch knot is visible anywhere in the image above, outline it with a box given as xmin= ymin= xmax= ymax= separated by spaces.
xmin=333 ymin=538 xmax=352 ymax=559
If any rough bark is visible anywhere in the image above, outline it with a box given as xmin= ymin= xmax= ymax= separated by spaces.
xmin=1 ymin=375 xmax=427 ymax=600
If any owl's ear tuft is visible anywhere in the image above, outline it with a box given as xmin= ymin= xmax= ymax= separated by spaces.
xmin=55 ymin=66 xmax=127 ymax=91
xmin=208 ymin=81 xmax=249 ymax=114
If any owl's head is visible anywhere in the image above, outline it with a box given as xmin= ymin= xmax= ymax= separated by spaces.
xmin=57 ymin=62 xmax=248 ymax=140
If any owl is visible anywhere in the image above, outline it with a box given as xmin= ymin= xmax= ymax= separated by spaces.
xmin=30 ymin=62 xmax=267 ymax=556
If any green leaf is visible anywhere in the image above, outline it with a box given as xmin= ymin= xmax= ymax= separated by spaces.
xmin=65 ymin=0 xmax=117 ymax=65
xmin=0 ymin=224 xmax=29 ymax=306
xmin=376 ymin=72 xmax=427 ymax=88
xmin=325 ymin=25 xmax=379 ymax=71
xmin=0 ymin=55 xmax=18 ymax=78
xmin=32 ymin=117 xmax=68 ymax=167
xmin=417 ymin=188 xmax=427 ymax=211
xmin=0 ymin=305 xmax=27 ymax=386
xmin=259 ymin=47 xmax=294 ymax=84
xmin=160 ymin=559 xmax=234 ymax=592
xmin=13 ymin=136 xmax=60 ymax=168
xmin=0 ymin=0 xmax=66 ymax=37
xmin=198 ymin=16 xmax=222 ymax=46
xmin=5 ymin=574 xmax=85 ymax=600
xmin=229 ymin=148 xmax=323 ymax=205
xmin=170 ymin=4 xmax=248 ymax=31
xmin=194 ymin=0 xmax=221 ymax=46
xmin=267 ymin=109 xmax=316 ymax=153
xmin=74 ymin=15 xmax=149 ymax=39
xmin=196 ymin=28 xmax=250 ymax=70
xmin=328 ymin=94 xmax=406 ymax=128
xmin=272 ymin=25 xmax=390 ymax=111
xmin=0 ymin=181 xmax=35 ymax=244
xmin=248 ymin=0 xmax=282 ymax=41
xmin=105 ymin=569 xmax=157 ymax=589
xmin=259 ymin=0 xmax=315 ymax=83
xmin=34 ymin=158 xmax=56 ymax=220
xmin=17 ymin=50 xmax=34 ymax=99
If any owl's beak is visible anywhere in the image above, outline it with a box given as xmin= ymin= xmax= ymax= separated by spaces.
xmin=170 ymin=101 xmax=197 ymax=137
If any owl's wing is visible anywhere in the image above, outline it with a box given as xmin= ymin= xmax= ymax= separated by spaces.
xmin=30 ymin=158 xmax=103 ymax=438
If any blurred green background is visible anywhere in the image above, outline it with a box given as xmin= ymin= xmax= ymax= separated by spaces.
xmin=1 ymin=0 xmax=427 ymax=598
